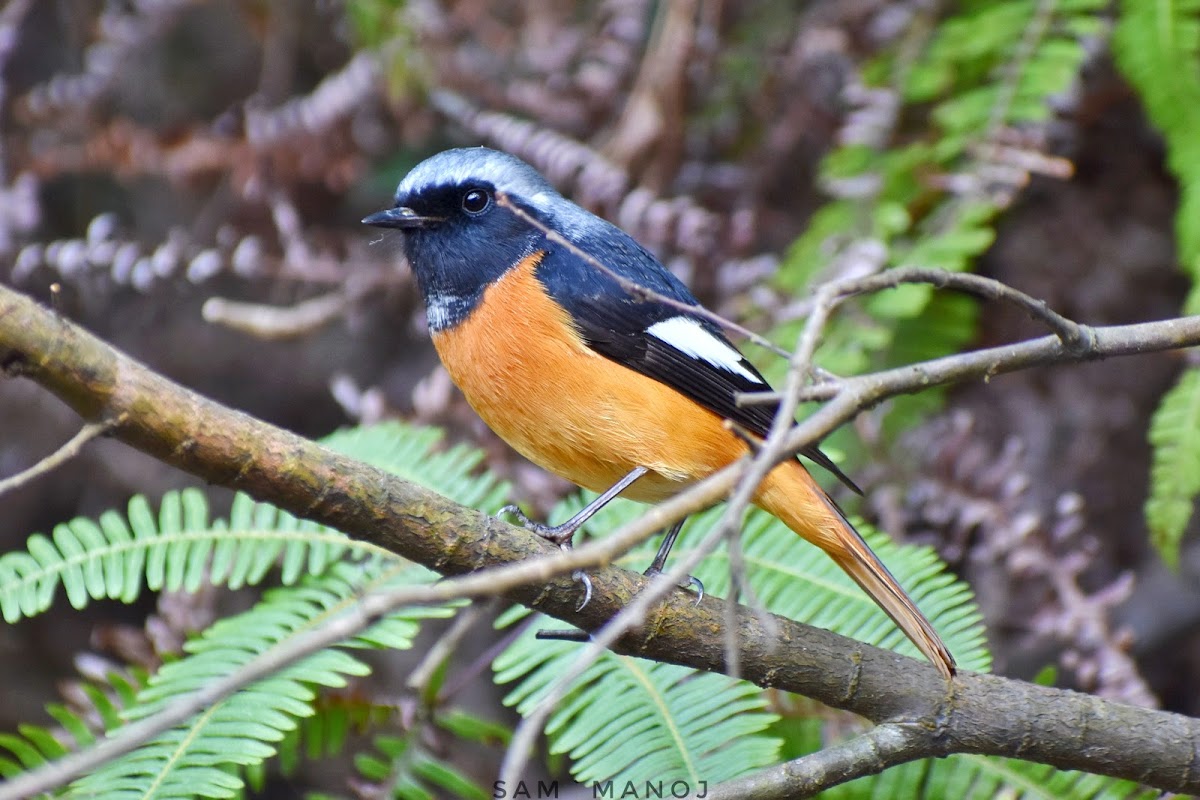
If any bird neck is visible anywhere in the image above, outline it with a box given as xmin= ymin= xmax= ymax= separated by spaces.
xmin=404 ymin=226 xmax=541 ymax=332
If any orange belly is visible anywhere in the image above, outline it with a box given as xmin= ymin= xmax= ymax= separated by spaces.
xmin=431 ymin=251 xmax=749 ymax=503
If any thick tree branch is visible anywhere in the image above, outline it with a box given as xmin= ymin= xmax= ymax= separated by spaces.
xmin=3 ymin=282 xmax=1200 ymax=794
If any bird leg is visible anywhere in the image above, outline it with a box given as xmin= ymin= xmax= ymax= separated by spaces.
xmin=499 ymin=466 xmax=649 ymax=612
xmin=643 ymin=518 xmax=704 ymax=602
xmin=536 ymin=517 xmax=705 ymax=643
xmin=498 ymin=465 xmax=649 ymax=546
xmin=535 ymin=515 xmax=705 ymax=642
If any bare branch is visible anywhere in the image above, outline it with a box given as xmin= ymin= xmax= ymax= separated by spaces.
xmin=201 ymin=292 xmax=350 ymax=340
xmin=405 ymin=600 xmax=492 ymax=695
xmin=740 ymin=311 xmax=1186 ymax=410
xmin=0 ymin=419 xmax=114 ymax=497
xmin=740 ymin=265 xmax=1099 ymax=409
xmin=708 ymin=723 xmax=934 ymax=800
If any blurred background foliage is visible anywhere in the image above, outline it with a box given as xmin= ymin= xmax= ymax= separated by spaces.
xmin=1 ymin=0 xmax=1199 ymax=796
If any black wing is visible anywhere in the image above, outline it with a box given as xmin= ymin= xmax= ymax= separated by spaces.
xmin=534 ymin=240 xmax=862 ymax=495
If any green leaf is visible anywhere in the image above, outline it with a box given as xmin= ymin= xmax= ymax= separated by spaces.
xmin=0 ymin=422 xmax=511 ymax=626
xmin=412 ymin=758 xmax=490 ymax=800
xmin=825 ymin=753 xmax=1160 ymax=799
xmin=0 ymin=421 xmax=514 ymax=796
xmin=438 ymin=710 xmax=512 ymax=747
xmin=1145 ymin=368 xmax=1200 ymax=567
xmin=1114 ymin=0 xmax=1200 ymax=271
xmin=496 ymin=637 xmax=780 ymax=787
xmin=68 ymin=560 xmax=451 ymax=799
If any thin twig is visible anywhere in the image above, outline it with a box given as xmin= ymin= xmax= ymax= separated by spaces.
xmin=717 ymin=294 xmax=831 ymax=679
xmin=738 ymin=266 xmax=1097 ymax=407
xmin=438 ymin=615 xmax=533 ymax=704
xmin=713 ymin=269 xmax=849 ymax=679
xmin=707 ymin=723 xmax=933 ymax=800
xmin=857 ymin=267 xmax=1091 ymax=349
xmin=494 ymin=191 xmax=793 ymax=359
xmin=201 ymin=292 xmax=350 ymax=340
xmin=405 ymin=600 xmax=492 ymax=695
xmin=0 ymin=420 xmax=115 ymax=497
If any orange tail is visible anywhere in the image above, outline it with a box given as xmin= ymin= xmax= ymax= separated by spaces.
xmin=755 ymin=461 xmax=956 ymax=680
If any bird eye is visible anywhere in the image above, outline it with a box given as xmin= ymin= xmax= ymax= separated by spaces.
xmin=461 ymin=189 xmax=491 ymax=215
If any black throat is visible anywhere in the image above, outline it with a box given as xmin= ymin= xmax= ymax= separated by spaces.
xmin=402 ymin=209 xmax=543 ymax=332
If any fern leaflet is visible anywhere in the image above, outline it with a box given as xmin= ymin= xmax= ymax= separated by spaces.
xmin=65 ymin=560 xmax=454 ymax=799
xmin=824 ymin=752 xmax=1160 ymax=799
xmin=1144 ymin=367 xmax=1200 ymax=567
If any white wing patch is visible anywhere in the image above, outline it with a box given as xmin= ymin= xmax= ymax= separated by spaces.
xmin=646 ymin=317 xmax=759 ymax=382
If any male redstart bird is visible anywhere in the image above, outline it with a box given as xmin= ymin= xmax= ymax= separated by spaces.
xmin=363 ymin=147 xmax=956 ymax=679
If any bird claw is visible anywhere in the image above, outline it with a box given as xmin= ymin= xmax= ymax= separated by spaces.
xmin=497 ymin=504 xmax=578 ymax=545
xmin=644 ymin=566 xmax=704 ymax=605
xmin=497 ymin=468 xmax=650 ymax=549
xmin=498 ymin=506 xmax=592 ymax=611
xmin=573 ymin=568 xmax=593 ymax=611
xmin=531 ymin=567 xmax=592 ymax=641
xmin=497 ymin=503 xmax=531 ymax=526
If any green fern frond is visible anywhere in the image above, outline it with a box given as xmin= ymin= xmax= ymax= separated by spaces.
xmin=493 ymin=492 xmax=987 ymax=788
xmin=1114 ymin=0 xmax=1200 ymax=286
xmin=353 ymin=731 xmax=493 ymax=800
xmin=265 ymin=699 xmax=507 ymax=799
xmin=255 ymin=693 xmax=391 ymax=786
xmin=0 ymin=488 xmax=381 ymax=624
xmin=908 ymin=0 xmax=1103 ymax=133
xmin=66 ymin=560 xmax=454 ymax=799
xmin=0 ymin=730 xmax=60 ymax=778
xmin=1115 ymin=3 xmax=1200 ymax=566
xmin=319 ymin=423 xmax=510 ymax=512
xmin=775 ymin=0 xmax=1105 ymax=452
xmin=0 ymin=667 xmax=150 ymax=779
xmin=495 ymin=636 xmax=780 ymax=787
xmin=824 ymin=752 xmax=1159 ymax=799
xmin=0 ymin=421 xmax=509 ymax=624
xmin=0 ymin=420 xmax=510 ymax=795
xmin=248 ymin=670 xmax=511 ymax=797
xmin=1144 ymin=367 xmax=1200 ymax=567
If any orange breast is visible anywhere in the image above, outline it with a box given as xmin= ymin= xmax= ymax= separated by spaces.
xmin=430 ymin=251 xmax=749 ymax=503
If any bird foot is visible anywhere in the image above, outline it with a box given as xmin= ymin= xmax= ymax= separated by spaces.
xmin=498 ymin=505 xmax=594 ymax=610
xmin=498 ymin=503 xmax=580 ymax=545
xmin=644 ymin=566 xmax=704 ymax=605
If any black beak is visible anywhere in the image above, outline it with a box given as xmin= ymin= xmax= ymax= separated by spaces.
xmin=361 ymin=206 xmax=441 ymax=230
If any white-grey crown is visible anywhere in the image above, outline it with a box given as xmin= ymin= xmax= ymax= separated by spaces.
xmin=394 ymin=147 xmax=558 ymax=203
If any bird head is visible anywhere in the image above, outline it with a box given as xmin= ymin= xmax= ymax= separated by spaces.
xmin=363 ymin=147 xmax=568 ymax=330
